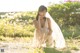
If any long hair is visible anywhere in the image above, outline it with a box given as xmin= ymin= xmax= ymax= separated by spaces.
xmin=36 ymin=5 xmax=47 ymax=20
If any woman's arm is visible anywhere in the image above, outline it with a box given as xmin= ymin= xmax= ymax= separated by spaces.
xmin=47 ymin=18 xmax=52 ymax=35
xmin=33 ymin=19 xmax=41 ymax=30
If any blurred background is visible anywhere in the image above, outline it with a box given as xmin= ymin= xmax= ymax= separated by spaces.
xmin=0 ymin=0 xmax=80 ymax=53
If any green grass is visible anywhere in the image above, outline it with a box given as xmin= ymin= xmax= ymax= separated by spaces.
xmin=44 ymin=48 xmax=62 ymax=53
xmin=44 ymin=48 xmax=71 ymax=53
xmin=28 ymin=47 xmax=71 ymax=53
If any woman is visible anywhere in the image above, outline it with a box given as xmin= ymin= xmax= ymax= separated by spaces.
xmin=33 ymin=5 xmax=66 ymax=49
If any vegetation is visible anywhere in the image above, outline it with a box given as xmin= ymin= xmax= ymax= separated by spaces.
xmin=0 ymin=12 xmax=36 ymax=37
xmin=0 ymin=2 xmax=80 ymax=39
xmin=48 ymin=2 xmax=80 ymax=39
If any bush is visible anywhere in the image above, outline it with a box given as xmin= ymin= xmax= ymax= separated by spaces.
xmin=0 ymin=12 xmax=36 ymax=37
xmin=62 ymin=25 xmax=80 ymax=39
xmin=48 ymin=2 xmax=80 ymax=39
xmin=48 ymin=2 xmax=80 ymax=26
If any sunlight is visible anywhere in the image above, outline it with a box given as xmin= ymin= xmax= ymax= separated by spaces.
xmin=0 ymin=0 xmax=64 ymax=12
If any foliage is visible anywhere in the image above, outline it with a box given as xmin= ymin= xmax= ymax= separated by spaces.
xmin=0 ymin=2 xmax=80 ymax=39
xmin=0 ymin=12 xmax=36 ymax=37
xmin=48 ymin=2 xmax=80 ymax=39
xmin=48 ymin=2 xmax=80 ymax=26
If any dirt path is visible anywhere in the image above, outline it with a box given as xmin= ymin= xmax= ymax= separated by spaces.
xmin=0 ymin=42 xmax=31 ymax=53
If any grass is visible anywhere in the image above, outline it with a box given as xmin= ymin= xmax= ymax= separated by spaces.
xmin=28 ymin=47 xmax=71 ymax=53
xmin=66 ymin=39 xmax=80 ymax=50
xmin=0 ymin=36 xmax=33 ymax=43
xmin=44 ymin=48 xmax=62 ymax=53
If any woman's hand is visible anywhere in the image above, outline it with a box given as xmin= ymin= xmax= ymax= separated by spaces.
xmin=33 ymin=19 xmax=41 ymax=30
xmin=48 ymin=30 xmax=52 ymax=35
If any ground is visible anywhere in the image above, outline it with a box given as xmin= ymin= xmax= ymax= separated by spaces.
xmin=0 ymin=37 xmax=80 ymax=53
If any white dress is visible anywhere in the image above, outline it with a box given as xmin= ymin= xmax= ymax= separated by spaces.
xmin=33 ymin=18 xmax=66 ymax=49
xmin=33 ymin=18 xmax=53 ymax=48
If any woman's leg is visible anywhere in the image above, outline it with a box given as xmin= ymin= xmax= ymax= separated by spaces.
xmin=46 ymin=35 xmax=54 ymax=48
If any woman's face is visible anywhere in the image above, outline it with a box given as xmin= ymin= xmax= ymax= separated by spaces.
xmin=39 ymin=10 xmax=46 ymax=18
